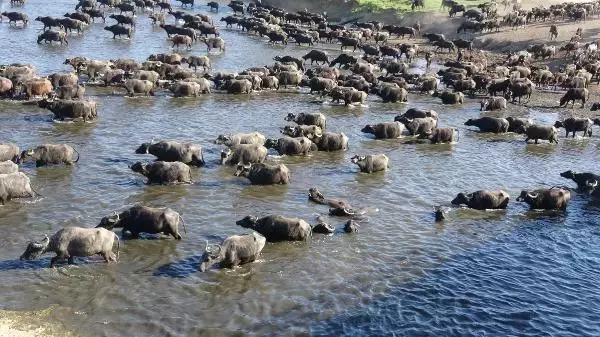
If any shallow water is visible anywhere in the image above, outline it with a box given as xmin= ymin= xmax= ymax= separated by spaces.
xmin=0 ymin=0 xmax=599 ymax=336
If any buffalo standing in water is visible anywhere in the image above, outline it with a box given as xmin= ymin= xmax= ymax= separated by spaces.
xmin=98 ymin=205 xmax=186 ymax=239
xmin=199 ymin=232 xmax=266 ymax=271
xmin=20 ymin=227 xmax=119 ymax=267
xmin=236 ymin=215 xmax=311 ymax=242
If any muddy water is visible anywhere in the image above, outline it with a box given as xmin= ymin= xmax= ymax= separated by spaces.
xmin=0 ymin=0 xmax=600 ymax=336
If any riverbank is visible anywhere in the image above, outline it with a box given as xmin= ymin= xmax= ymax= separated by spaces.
xmin=0 ymin=308 xmax=75 ymax=337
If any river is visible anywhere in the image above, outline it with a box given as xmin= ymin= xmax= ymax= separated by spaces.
xmin=0 ymin=0 xmax=599 ymax=336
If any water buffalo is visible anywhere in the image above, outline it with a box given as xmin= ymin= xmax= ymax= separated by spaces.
xmin=308 ymin=187 xmax=355 ymax=216
xmin=35 ymin=16 xmax=62 ymax=30
xmin=261 ymin=76 xmax=279 ymax=90
xmin=169 ymin=80 xmax=207 ymax=97
xmin=19 ymin=144 xmax=79 ymax=166
xmin=285 ymin=112 xmax=326 ymax=129
xmin=302 ymin=50 xmax=328 ymax=65
xmin=37 ymin=30 xmax=68 ymax=45
xmin=433 ymin=90 xmax=464 ymax=104
xmin=130 ymin=161 xmax=192 ymax=184
xmin=0 ymin=161 xmax=18 ymax=174
xmin=20 ymin=227 xmax=119 ymax=267
xmin=135 ymin=141 xmax=204 ymax=167
xmin=330 ymin=54 xmax=358 ymax=68
xmin=226 ymin=79 xmax=252 ymax=94
xmin=17 ymin=79 xmax=53 ymax=99
xmin=98 ymin=205 xmax=186 ymax=239
xmin=451 ymin=190 xmax=510 ymax=210
xmin=464 ymin=117 xmax=509 ymax=133
xmin=1 ymin=11 xmax=28 ymax=25
xmin=361 ymin=122 xmax=404 ymax=139
xmin=309 ymin=132 xmax=349 ymax=151
xmin=351 ymin=154 xmax=389 ymax=173
xmin=234 ymin=163 xmax=290 ymax=185
xmin=344 ymin=220 xmax=360 ymax=232
xmin=0 ymin=144 xmax=20 ymax=162
xmin=312 ymin=220 xmax=335 ymax=234
xmin=559 ymin=88 xmax=588 ymax=108
xmin=182 ymin=56 xmax=210 ymax=72
xmin=207 ymin=1 xmax=219 ymax=11
xmin=516 ymin=188 xmax=570 ymax=210
xmin=0 ymin=172 xmax=34 ymax=204
xmin=236 ymin=215 xmax=311 ymax=241
xmin=58 ymin=18 xmax=86 ymax=34
xmin=148 ymin=53 xmax=182 ymax=65
xmin=480 ymin=96 xmax=507 ymax=111
xmin=560 ymin=170 xmax=600 ymax=189
xmin=519 ymin=124 xmax=559 ymax=144
xmin=65 ymin=12 xmax=92 ymax=25
xmin=264 ymin=137 xmax=317 ymax=156
xmin=553 ymin=118 xmax=592 ymax=137
xmin=109 ymin=14 xmax=135 ymax=26
xmin=277 ymin=71 xmax=302 ymax=88
xmin=505 ymin=79 xmax=533 ymax=104
xmin=82 ymin=8 xmax=106 ymax=22
xmin=200 ymin=232 xmax=266 ymax=271
xmin=0 ymin=77 xmax=13 ymax=97
xmin=38 ymin=99 xmax=97 ymax=122
xmin=115 ymin=2 xmax=136 ymax=13
xmin=506 ymin=117 xmax=530 ymax=133
xmin=54 ymin=85 xmax=85 ymax=100
xmin=308 ymin=77 xmax=337 ymax=94
xmin=373 ymin=83 xmax=408 ymax=103
xmin=170 ymin=34 xmax=193 ymax=49
xmin=220 ymin=144 xmax=268 ymax=165
xmin=418 ymin=127 xmax=459 ymax=144
xmin=215 ymin=132 xmax=265 ymax=146
xmin=104 ymin=24 xmax=132 ymax=39
xmin=122 ymin=79 xmax=154 ymax=96
xmin=280 ymin=125 xmax=323 ymax=139
xmin=200 ymin=37 xmax=225 ymax=52
xmin=397 ymin=116 xmax=437 ymax=135
xmin=396 ymin=108 xmax=438 ymax=120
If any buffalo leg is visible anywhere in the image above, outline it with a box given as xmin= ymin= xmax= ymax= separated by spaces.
xmin=50 ymin=255 xmax=66 ymax=267
xmin=67 ymin=256 xmax=75 ymax=264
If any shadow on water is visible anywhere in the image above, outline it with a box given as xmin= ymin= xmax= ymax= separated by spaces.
xmin=153 ymin=254 xmax=202 ymax=278
xmin=0 ymin=259 xmax=49 ymax=272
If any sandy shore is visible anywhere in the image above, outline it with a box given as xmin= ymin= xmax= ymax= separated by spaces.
xmin=0 ymin=309 xmax=75 ymax=337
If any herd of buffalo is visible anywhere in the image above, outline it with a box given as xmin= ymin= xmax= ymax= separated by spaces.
xmin=2 ymin=0 xmax=600 ymax=272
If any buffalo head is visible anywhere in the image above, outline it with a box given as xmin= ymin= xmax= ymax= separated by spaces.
xmin=234 ymin=163 xmax=251 ymax=177
xmin=560 ymin=170 xmax=576 ymax=179
xmin=236 ymin=215 xmax=258 ymax=229
xmin=97 ymin=211 xmax=121 ymax=230
xmin=199 ymin=240 xmax=222 ymax=272
xmin=130 ymin=162 xmax=149 ymax=175
xmin=361 ymin=125 xmax=375 ymax=134
xmin=17 ymin=149 xmax=35 ymax=164
xmin=451 ymin=192 xmax=471 ymax=206
xmin=344 ymin=220 xmax=359 ymax=233
xmin=312 ymin=221 xmax=334 ymax=234
xmin=20 ymin=235 xmax=50 ymax=260
xmin=350 ymin=155 xmax=365 ymax=164
xmin=264 ymin=138 xmax=278 ymax=149
xmin=516 ymin=190 xmax=537 ymax=202
xmin=220 ymin=148 xmax=232 ymax=165
xmin=284 ymin=113 xmax=296 ymax=122
xmin=308 ymin=188 xmax=325 ymax=203
xmin=135 ymin=143 xmax=151 ymax=154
